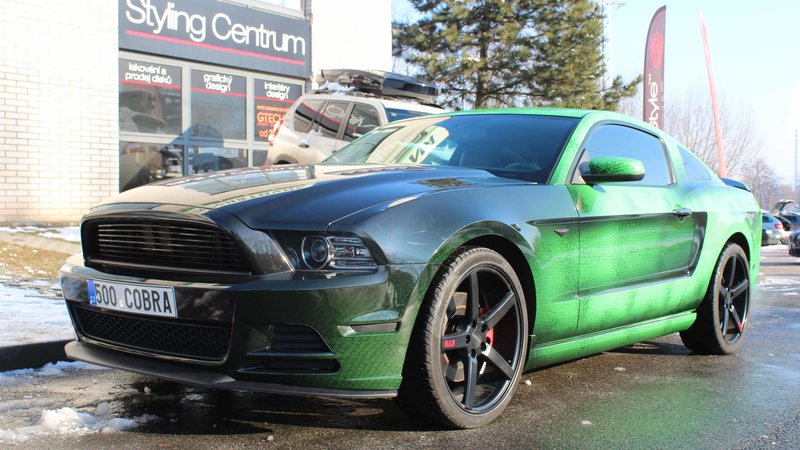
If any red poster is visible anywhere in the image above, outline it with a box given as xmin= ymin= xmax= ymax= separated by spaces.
xmin=643 ymin=6 xmax=666 ymax=129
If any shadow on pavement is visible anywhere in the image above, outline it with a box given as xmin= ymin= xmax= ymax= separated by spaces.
xmin=116 ymin=377 xmax=435 ymax=435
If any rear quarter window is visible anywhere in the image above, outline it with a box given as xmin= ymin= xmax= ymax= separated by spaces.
xmin=678 ymin=146 xmax=712 ymax=181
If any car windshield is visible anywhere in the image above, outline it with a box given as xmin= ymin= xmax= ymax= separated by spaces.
xmin=325 ymin=114 xmax=579 ymax=183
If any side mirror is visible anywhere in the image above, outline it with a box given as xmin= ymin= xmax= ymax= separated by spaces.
xmin=579 ymin=157 xmax=645 ymax=184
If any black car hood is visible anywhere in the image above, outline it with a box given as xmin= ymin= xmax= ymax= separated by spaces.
xmin=104 ymin=164 xmax=524 ymax=231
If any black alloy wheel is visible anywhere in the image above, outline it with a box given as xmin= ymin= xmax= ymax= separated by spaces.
xmin=717 ymin=250 xmax=749 ymax=345
xmin=396 ymin=247 xmax=528 ymax=429
xmin=440 ymin=266 xmax=524 ymax=412
xmin=680 ymin=242 xmax=750 ymax=354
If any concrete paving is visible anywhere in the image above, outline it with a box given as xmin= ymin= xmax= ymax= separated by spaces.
xmin=0 ymin=244 xmax=797 ymax=448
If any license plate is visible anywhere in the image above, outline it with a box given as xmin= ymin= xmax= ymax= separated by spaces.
xmin=87 ymin=279 xmax=177 ymax=318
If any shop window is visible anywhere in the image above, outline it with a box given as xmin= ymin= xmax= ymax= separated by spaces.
xmin=119 ymin=142 xmax=184 ymax=192
xmin=254 ymin=78 xmax=303 ymax=142
xmin=189 ymin=147 xmax=248 ymax=174
xmin=191 ymin=70 xmax=246 ymax=140
xmin=119 ymin=59 xmax=182 ymax=134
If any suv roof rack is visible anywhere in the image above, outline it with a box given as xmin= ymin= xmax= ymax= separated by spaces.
xmin=317 ymin=69 xmax=440 ymax=104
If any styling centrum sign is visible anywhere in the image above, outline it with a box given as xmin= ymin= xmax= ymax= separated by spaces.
xmin=120 ymin=0 xmax=311 ymax=78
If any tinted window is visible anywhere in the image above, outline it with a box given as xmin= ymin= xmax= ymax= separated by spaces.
xmin=328 ymin=114 xmax=579 ymax=183
xmin=678 ymin=146 xmax=712 ymax=181
xmin=293 ymin=99 xmax=323 ymax=133
xmin=344 ymin=104 xmax=381 ymax=140
xmin=317 ymin=101 xmax=349 ymax=138
xmin=579 ymin=124 xmax=671 ymax=186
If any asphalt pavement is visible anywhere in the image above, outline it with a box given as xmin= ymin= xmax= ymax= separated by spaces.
xmin=2 ymin=244 xmax=798 ymax=448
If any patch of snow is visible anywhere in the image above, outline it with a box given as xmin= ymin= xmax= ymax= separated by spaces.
xmin=39 ymin=406 xmax=155 ymax=434
xmin=0 ymin=226 xmax=44 ymax=234
xmin=39 ymin=227 xmax=80 ymax=243
xmin=0 ymin=404 xmax=158 ymax=442
xmin=0 ymin=428 xmax=30 ymax=443
xmin=0 ymin=225 xmax=80 ymax=243
xmin=0 ymin=361 xmax=107 ymax=386
xmin=0 ymin=283 xmax=74 ymax=347
xmin=758 ymin=277 xmax=800 ymax=291
xmin=183 ymin=393 xmax=204 ymax=401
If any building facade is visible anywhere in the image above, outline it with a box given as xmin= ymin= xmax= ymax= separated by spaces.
xmin=0 ymin=0 xmax=391 ymax=224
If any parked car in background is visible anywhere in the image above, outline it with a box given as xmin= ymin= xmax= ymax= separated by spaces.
xmin=772 ymin=199 xmax=800 ymax=232
xmin=267 ymin=70 xmax=444 ymax=165
xmin=762 ymin=210 xmax=788 ymax=245
xmin=61 ymin=108 xmax=760 ymax=429
xmin=789 ymin=230 xmax=800 ymax=257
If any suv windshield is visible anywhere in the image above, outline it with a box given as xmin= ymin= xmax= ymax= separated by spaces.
xmin=326 ymin=114 xmax=578 ymax=183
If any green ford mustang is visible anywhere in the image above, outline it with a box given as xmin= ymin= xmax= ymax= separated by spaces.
xmin=60 ymin=109 xmax=760 ymax=428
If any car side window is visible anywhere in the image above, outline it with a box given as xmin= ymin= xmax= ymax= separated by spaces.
xmin=344 ymin=104 xmax=381 ymax=141
xmin=317 ymin=101 xmax=350 ymax=139
xmin=293 ymin=99 xmax=323 ymax=133
xmin=678 ymin=146 xmax=712 ymax=181
xmin=575 ymin=124 xmax=671 ymax=186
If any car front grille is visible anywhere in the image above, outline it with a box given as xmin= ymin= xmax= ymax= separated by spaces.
xmin=72 ymin=304 xmax=231 ymax=362
xmin=83 ymin=219 xmax=251 ymax=277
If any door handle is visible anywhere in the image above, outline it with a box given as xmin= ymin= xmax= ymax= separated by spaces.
xmin=673 ymin=207 xmax=692 ymax=218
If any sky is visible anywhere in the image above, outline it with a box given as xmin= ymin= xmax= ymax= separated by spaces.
xmin=605 ymin=0 xmax=800 ymax=185
xmin=393 ymin=0 xmax=800 ymax=185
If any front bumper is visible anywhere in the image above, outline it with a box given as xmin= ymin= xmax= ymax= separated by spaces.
xmin=65 ymin=341 xmax=396 ymax=398
xmin=60 ymin=255 xmax=432 ymax=395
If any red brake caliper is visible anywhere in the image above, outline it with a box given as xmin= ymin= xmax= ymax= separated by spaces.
xmin=480 ymin=307 xmax=495 ymax=347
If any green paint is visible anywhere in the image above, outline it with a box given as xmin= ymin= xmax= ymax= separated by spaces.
xmin=61 ymin=107 xmax=761 ymax=396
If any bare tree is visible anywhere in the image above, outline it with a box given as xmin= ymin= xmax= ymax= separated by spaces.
xmin=666 ymin=92 xmax=757 ymax=178
xmin=617 ymin=88 xmax=758 ymax=178
xmin=741 ymin=158 xmax=784 ymax=210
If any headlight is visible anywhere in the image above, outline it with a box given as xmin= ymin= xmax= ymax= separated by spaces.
xmin=276 ymin=232 xmax=377 ymax=271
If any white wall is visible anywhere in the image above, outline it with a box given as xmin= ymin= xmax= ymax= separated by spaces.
xmin=310 ymin=0 xmax=392 ymax=84
xmin=0 ymin=0 xmax=118 ymax=224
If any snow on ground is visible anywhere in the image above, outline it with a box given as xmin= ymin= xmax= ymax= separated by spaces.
xmin=0 ymin=226 xmax=80 ymax=243
xmin=0 ymin=283 xmax=74 ymax=346
xmin=0 ymin=362 xmax=157 ymax=444
xmin=758 ymin=276 xmax=800 ymax=293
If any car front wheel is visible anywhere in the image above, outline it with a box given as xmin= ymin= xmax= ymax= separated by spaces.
xmin=396 ymin=247 xmax=528 ymax=428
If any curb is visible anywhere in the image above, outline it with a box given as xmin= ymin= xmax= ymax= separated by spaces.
xmin=0 ymin=340 xmax=73 ymax=372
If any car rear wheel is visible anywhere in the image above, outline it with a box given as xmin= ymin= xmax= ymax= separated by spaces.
xmin=680 ymin=242 xmax=750 ymax=354
xmin=396 ymin=247 xmax=528 ymax=428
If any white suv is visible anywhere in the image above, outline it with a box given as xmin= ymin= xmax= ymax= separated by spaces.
xmin=267 ymin=71 xmax=444 ymax=165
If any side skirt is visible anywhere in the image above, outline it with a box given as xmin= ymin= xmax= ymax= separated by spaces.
xmin=525 ymin=312 xmax=697 ymax=370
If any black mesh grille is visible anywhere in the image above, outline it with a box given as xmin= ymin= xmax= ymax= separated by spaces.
xmin=72 ymin=305 xmax=231 ymax=362
xmin=84 ymin=219 xmax=251 ymax=275
xmin=268 ymin=325 xmax=330 ymax=353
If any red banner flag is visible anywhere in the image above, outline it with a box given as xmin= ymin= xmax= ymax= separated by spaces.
xmin=643 ymin=6 xmax=666 ymax=129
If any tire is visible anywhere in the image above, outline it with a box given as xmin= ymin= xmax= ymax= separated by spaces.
xmin=680 ymin=242 xmax=750 ymax=355
xmin=395 ymin=247 xmax=529 ymax=429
